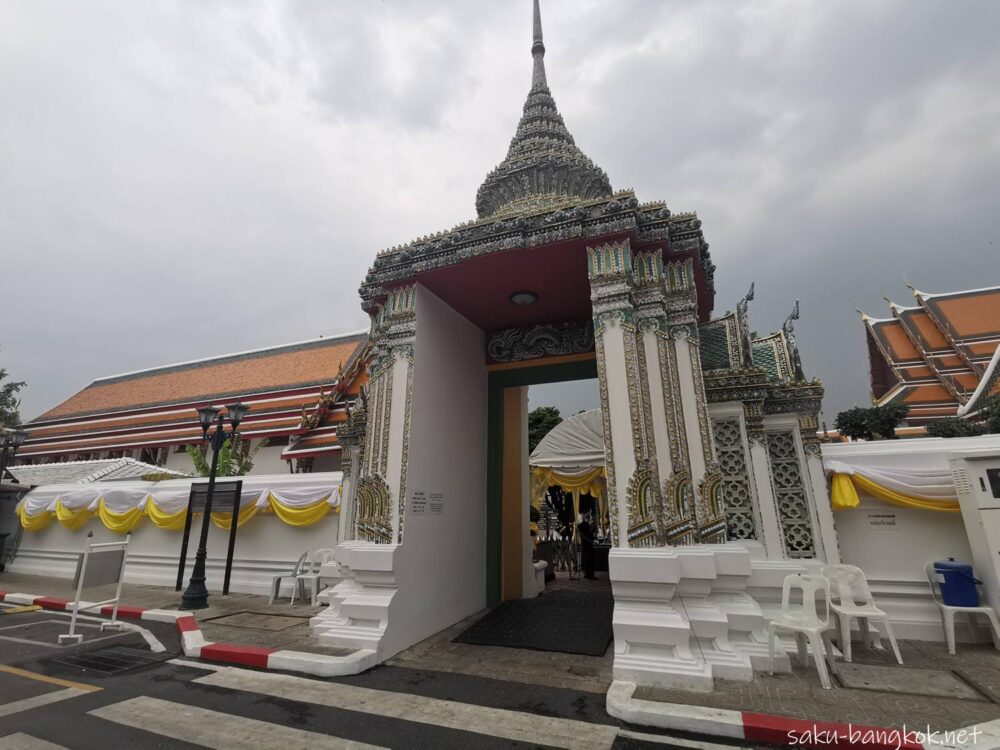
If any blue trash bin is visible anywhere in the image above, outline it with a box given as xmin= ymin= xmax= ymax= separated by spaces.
xmin=934 ymin=559 xmax=981 ymax=607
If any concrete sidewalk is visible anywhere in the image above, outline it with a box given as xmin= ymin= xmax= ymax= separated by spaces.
xmin=0 ymin=571 xmax=349 ymax=657
xmin=618 ymin=637 xmax=1000 ymax=731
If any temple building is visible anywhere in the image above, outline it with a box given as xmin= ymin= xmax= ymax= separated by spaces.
xmin=861 ymin=284 xmax=1000 ymax=425
xmin=14 ymin=331 xmax=369 ymax=475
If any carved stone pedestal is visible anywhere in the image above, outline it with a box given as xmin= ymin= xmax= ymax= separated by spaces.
xmin=610 ymin=544 xmax=793 ymax=692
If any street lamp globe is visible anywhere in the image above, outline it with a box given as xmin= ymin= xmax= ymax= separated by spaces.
xmin=196 ymin=405 xmax=221 ymax=436
xmin=226 ymin=402 xmax=250 ymax=429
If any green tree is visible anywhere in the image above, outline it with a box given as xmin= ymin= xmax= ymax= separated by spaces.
xmin=834 ymin=407 xmax=874 ymax=441
xmin=834 ymin=404 xmax=909 ymax=441
xmin=869 ymin=403 xmax=909 ymax=440
xmin=185 ymin=437 xmax=268 ymax=477
xmin=977 ymin=394 xmax=1000 ymax=434
xmin=0 ymin=349 xmax=25 ymax=428
xmin=926 ymin=417 xmax=983 ymax=438
xmin=528 ymin=406 xmax=562 ymax=453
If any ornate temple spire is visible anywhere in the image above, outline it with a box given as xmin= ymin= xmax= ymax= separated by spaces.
xmin=475 ymin=0 xmax=613 ymax=219
xmin=531 ymin=0 xmax=547 ymax=91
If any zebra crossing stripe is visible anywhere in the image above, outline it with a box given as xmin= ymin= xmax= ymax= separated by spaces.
xmin=88 ymin=695 xmax=387 ymax=750
xmin=196 ymin=666 xmax=622 ymax=750
xmin=0 ymin=733 xmax=68 ymax=749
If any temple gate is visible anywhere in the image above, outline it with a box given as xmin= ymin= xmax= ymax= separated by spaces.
xmin=312 ymin=0 xmax=838 ymax=690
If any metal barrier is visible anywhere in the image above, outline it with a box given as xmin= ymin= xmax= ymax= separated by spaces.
xmin=59 ymin=531 xmax=131 ymax=644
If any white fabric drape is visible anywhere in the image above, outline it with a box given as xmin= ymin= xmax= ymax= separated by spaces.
xmin=16 ymin=474 xmax=342 ymax=518
xmin=822 ymin=459 xmax=956 ymax=499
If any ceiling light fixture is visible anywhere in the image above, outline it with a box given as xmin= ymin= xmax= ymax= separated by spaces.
xmin=509 ymin=290 xmax=538 ymax=306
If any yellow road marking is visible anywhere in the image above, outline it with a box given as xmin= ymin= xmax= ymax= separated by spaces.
xmin=0 ymin=664 xmax=102 ymax=693
xmin=0 ymin=605 xmax=42 ymax=615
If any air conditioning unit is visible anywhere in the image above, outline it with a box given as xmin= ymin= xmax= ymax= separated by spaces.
xmin=948 ymin=450 xmax=1000 ymax=614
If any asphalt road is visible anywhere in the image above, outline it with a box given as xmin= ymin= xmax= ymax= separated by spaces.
xmin=0 ymin=604 xmax=762 ymax=749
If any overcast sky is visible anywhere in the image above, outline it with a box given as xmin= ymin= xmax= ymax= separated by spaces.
xmin=3 ymin=0 xmax=998 ymax=425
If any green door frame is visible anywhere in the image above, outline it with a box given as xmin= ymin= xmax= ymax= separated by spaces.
xmin=486 ymin=358 xmax=598 ymax=607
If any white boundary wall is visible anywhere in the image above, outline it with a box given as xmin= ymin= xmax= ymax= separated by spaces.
xmin=823 ymin=435 xmax=1000 ymax=643
xmin=8 ymin=473 xmax=343 ymax=596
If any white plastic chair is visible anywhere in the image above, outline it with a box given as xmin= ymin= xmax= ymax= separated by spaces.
xmin=768 ymin=573 xmax=834 ymax=689
xmin=824 ymin=564 xmax=902 ymax=665
xmin=269 ymin=551 xmax=308 ymax=605
xmin=292 ymin=548 xmax=337 ymax=606
xmin=925 ymin=563 xmax=1000 ymax=655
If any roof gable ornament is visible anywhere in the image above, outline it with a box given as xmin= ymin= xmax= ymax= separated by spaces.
xmin=782 ymin=300 xmax=806 ymax=382
xmin=736 ymin=282 xmax=755 ymax=368
xmin=475 ymin=0 xmax=613 ymax=219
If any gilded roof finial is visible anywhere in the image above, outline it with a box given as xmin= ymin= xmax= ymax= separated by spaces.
xmin=903 ymin=274 xmax=925 ymax=298
xmin=532 ymin=0 xmax=547 ymax=91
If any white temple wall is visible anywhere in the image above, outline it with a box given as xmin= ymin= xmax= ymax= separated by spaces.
xmin=384 ymin=284 xmax=488 ymax=654
xmin=823 ymin=437 xmax=997 ymax=642
xmin=10 ymin=506 xmax=341 ymax=597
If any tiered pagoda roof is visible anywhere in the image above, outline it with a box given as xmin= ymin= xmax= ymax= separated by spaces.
xmin=475 ymin=0 xmax=613 ymax=219
xmin=19 ymin=331 xmax=368 ymax=464
xmin=861 ymin=284 xmax=1000 ymax=423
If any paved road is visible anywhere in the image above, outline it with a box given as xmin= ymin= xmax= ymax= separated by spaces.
xmin=0 ymin=604 xmax=761 ymax=749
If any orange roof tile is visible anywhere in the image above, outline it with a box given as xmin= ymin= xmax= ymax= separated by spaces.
xmin=872 ymin=320 xmax=922 ymax=362
xmin=37 ymin=333 xmax=366 ymax=421
xmin=923 ymin=287 xmax=1000 ymax=340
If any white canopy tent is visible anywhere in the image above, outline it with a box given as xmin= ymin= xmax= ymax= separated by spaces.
xmin=529 ymin=410 xmax=607 ymax=532
xmin=529 ymin=409 xmax=605 ymax=471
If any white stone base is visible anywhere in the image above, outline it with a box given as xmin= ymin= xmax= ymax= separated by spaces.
xmin=609 ymin=543 xmax=799 ymax=692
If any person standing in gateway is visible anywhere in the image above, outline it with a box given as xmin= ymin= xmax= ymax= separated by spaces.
xmin=578 ymin=511 xmax=597 ymax=580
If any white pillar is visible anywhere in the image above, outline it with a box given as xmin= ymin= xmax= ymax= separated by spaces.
xmin=799 ymin=412 xmax=840 ymax=564
xmin=747 ymin=435 xmax=786 ymax=559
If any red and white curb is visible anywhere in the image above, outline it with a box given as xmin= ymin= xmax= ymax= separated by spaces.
xmin=607 ymin=680 xmax=990 ymax=750
xmin=0 ymin=591 xmax=377 ymax=678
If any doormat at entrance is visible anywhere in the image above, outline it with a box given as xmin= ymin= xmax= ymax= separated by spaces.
xmin=453 ymin=590 xmax=613 ymax=656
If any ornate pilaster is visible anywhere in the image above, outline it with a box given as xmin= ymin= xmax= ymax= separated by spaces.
xmin=589 ymin=240 xmax=643 ymax=546
xmin=355 ymin=285 xmax=417 ymax=544
xmin=664 ymin=259 xmax=726 ymax=543
xmin=798 ymin=409 xmax=841 ymax=564
xmin=336 ymin=401 xmax=367 ymax=544
xmin=743 ymin=398 xmax=785 ymax=559
xmin=761 ymin=383 xmax=825 ymax=559
xmin=633 ymin=249 xmax=694 ymax=545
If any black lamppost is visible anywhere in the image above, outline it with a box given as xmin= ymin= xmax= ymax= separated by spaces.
xmin=181 ymin=402 xmax=250 ymax=609
xmin=0 ymin=429 xmax=27 ymax=483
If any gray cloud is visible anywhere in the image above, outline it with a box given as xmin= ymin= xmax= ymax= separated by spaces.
xmin=2 ymin=0 xmax=998 ymax=424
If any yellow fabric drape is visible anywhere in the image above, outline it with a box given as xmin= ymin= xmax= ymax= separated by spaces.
xmin=54 ymin=499 xmax=91 ymax=530
xmin=146 ymin=501 xmax=187 ymax=531
xmin=264 ymin=491 xmax=333 ymax=527
xmin=829 ymin=473 xmax=861 ymax=510
xmin=18 ymin=503 xmax=54 ymax=531
xmin=829 ymin=472 xmax=959 ymax=512
xmin=96 ymin=498 xmax=146 ymax=534
xmin=530 ymin=467 xmax=605 ymax=508
xmin=211 ymin=501 xmax=261 ymax=529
